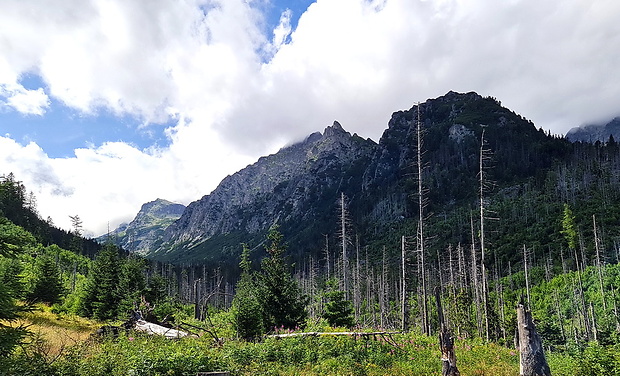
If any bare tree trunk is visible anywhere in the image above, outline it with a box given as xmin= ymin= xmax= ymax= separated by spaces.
xmin=516 ymin=301 xmax=552 ymax=376
xmin=436 ymin=287 xmax=460 ymax=376
xmin=573 ymin=247 xmax=591 ymax=340
xmin=340 ymin=192 xmax=349 ymax=297
xmin=553 ymin=289 xmax=566 ymax=345
xmin=415 ymin=103 xmax=429 ymax=335
xmin=354 ymin=236 xmax=361 ymax=322
xmin=470 ymin=213 xmax=483 ymax=337
xmin=593 ymin=215 xmax=607 ymax=310
xmin=324 ymin=234 xmax=330 ymax=280
xmin=523 ymin=245 xmax=531 ymax=307
xmin=401 ymin=235 xmax=409 ymax=331
xmin=380 ymin=246 xmax=388 ymax=328
xmin=479 ymin=130 xmax=490 ymax=341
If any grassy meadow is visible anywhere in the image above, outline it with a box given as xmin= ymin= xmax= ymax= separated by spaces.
xmin=1 ymin=306 xmax=587 ymax=376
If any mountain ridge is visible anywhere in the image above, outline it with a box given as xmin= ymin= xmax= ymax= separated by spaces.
xmin=99 ymin=198 xmax=185 ymax=254
xmin=566 ymin=117 xmax=620 ymax=143
xmin=136 ymin=90 xmax=571 ymax=266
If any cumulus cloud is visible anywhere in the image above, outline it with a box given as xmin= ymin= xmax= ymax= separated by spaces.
xmin=0 ymin=84 xmax=49 ymax=115
xmin=1 ymin=0 xmax=619 ymax=234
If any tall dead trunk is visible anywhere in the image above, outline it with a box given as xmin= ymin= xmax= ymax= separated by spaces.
xmin=523 ymin=245 xmax=531 ymax=307
xmin=401 ymin=235 xmax=409 ymax=331
xmin=516 ymin=301 xmax=552 ymax=376
xmin=416 ymin=104 xmax=429 ymax=335
xmin=340 ymin=192 xmax=349 ymax=297
xmin=479 ymin=130 xmax=490 ymax=341
xmin=593 ymin=215 xmax=607 ymax=310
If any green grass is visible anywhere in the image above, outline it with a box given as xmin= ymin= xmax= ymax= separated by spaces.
xmin=0 ymin=309 xmax=601 ymax=376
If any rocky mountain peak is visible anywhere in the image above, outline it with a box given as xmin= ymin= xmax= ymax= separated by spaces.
xmin=97 ymin=198 xmax=185 ymax=254
xmin=566 ymin=117 xmax=620 ymax=143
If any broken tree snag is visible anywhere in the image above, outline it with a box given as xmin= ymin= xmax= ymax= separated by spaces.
xmin=435 ymin=287 xmax=460 ymax=376
xmin=516 ymin=301 xmax=551 ymax=376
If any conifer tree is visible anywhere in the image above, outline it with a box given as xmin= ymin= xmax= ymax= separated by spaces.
xmin=0 ymin=217 xmax=33 ymax=356
xmin=322 ymin=279 xmax=354 ymax=328
xmin=232 ymin=244 xmax=264 ymax=340
xmin=258 ymin=226 xmax=308 ymax=331
xmin=118 ymin=255 xmax=147 ymax=316
xmin=80 ymin=244 xmax=121 ymax=320
xmin=27 ymin=253 xmax=64 ymax=305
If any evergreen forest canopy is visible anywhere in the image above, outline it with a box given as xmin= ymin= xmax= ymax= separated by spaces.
xmin=3 ymin=91 xmax=620 ymax=374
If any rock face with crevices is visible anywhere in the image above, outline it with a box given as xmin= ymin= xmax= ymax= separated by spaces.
xmin=98 ymin=199 xmax=185 ymax=254
xmin=125 ymin=91 xmax=562 ymax=265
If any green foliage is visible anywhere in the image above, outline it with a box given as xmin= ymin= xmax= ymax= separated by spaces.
xmin=0 ymin=216 xmax=35 ymax=257
xmin=322 ymin=279 xmax=355 ymax=328
xmin=27 ymin=254 xmax=65 ymax=305
xmin=561 ymin=203 xmax=578 ymax=250
xmin=0 ymin=174 xmax=101 ymax=257
xmin=232 ymin=244 xmax=264 ymax=340
xmin=258 ymin=226 xmax=308 ymax=331
xmin=79 ymin=244 xmax=122 ymax=320
xmin=575 ymin=343 xmax=620 ymax=376
xmin=0 ymin=217 xmax=33 ymax=357
xmin=117 ymin=255 xmax=147 ymax=316
xmin=0 ymin=282 xmax=29 ymax=357
xmin=0 ymin=257 xmax=24 ymax=299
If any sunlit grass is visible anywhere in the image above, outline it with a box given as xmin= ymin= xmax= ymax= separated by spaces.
xmin=2 ymin=303 xmax=100 ymax=360
xmin=2 ymin=308 xmax=582 ymax=376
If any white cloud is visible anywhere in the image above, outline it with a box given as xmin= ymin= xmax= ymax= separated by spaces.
xmin=1 ymin=0 xmax=620 ymax=235
xmin=1 ymin=83 xmax=49 ymax=115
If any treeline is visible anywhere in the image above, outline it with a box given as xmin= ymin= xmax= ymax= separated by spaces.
xmin=0 ymin=174 xmax=100 ymax=257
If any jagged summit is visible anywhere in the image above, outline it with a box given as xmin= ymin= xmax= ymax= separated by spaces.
xmin=116 ymin=91 xmax=565 ymax=265
xmin=98 ymin=198 xmax=185 ymax=254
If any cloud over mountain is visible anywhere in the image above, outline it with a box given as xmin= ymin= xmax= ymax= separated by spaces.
xmin=1 ymin=0 xmax=619 ymax=235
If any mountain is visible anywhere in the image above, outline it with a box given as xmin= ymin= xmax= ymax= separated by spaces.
xmin=141 ymin=91 xmax=582 ymax=267
xmin=99 ymin=198 xmax=185 ymax=254
xmin=566 ymin=117 xmax=620 ymax=143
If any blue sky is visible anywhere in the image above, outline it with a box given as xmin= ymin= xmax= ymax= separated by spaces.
xmin=3 ymin=1 xmax=315 ymax=159
xmin=1 ymin=0 xmax=619 ymax=236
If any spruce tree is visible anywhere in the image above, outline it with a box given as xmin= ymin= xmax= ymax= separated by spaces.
xmin=80 ymin=244 xmax=121 ymax=320
xmin=322 ymin=279 xmax=355 ymax=328
xmin=27 ymin=253 xmax=64 ymax=304
xmin=232 ymin=244 xmax=264 ymax=340
xmin=258 ymin=227 xmax=308 ymax=331
xmin=0 ymin=217 xmax=33 ymax=356
xmin=118 ymin=256 xmax=147 ymax=316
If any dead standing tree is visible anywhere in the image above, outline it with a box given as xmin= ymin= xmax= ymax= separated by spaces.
xmin=435 ymin=287 xmax=460 ymax=376
xmin=516 ymin=300 xmax=551 ymax=376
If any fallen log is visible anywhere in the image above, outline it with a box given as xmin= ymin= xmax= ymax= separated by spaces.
xmin=267 ymin=331 xmax=399 ymax=339
xmin=133 ymin=319 xmax=193 ymax=339
xmin=122 ymin=310 xmax=193 ymax=339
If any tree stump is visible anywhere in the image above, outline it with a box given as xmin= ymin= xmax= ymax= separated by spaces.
xmin=435 ymin=287 xmax=460 ymax=376
xmin=516 ymin=301 xmax=551 ymax=376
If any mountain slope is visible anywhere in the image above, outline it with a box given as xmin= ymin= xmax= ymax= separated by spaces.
xmin=566 ymin=117 xmax=620 ymax=143
xmin=150 ymin=121 xmax=377 ymax=262
xmin=100 ymin=198 xmax=185 ymax=254
xmin=144 ymin=91 xmax=575 ymax=266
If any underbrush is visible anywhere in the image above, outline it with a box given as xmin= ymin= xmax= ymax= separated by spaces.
xmin=0 ymin=309 xmax=605 ymax=376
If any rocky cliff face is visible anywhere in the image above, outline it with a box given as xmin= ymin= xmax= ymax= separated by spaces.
xmin=153 ymin=121 xmax=377 ymax=261
xmin=99 ymin=198 xmax=185 ymax=254
xmin=142 ymin=91 xmax=559 ymax=264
